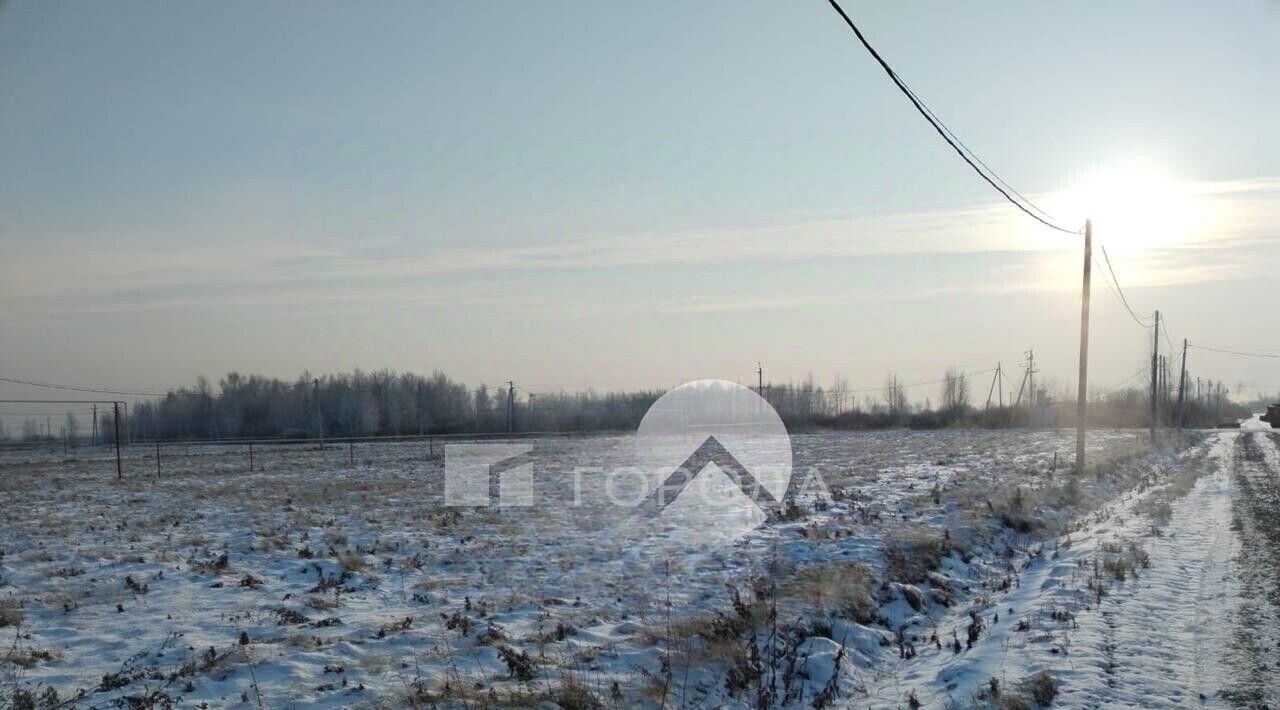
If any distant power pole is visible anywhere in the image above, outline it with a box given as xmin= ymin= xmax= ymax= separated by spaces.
xmin=1150 ymin=310 xmax=1160 ymax=444
xmin=984 ymin=363 xmax=1002 ymax=414
xmin=757 ymin=363 xmax=764 ymax=397
xmin=1011 ymin=357 xmax=1030 ymax=427
xmin=92 ymin=403 xmax=98 ymax=446
xmin=1075 ymin=219 xmax=1092 ymax=475
xmin=1176 ymin=339 xmax=1188 ymax=431
xmin=1023 ymin=349 xmax=1038 ymax=428
xmin=113 ymin=402 xmax=122 ymax=480
xmin=997 ymin=363 xmax=1004 ymax=409
xmin=1159 ymin=356 xmax=1167 ymax=415
xmin=506 ymin=381 xmax=515 ymax=433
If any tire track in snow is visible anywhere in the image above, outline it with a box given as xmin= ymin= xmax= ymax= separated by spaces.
xmin=1030 ymin=432 xmax=1238 ymax=708
xmin=1080 ymin=465 xmax=1226 ymax=707
xmin=1220 ymin=429 xmax=1280 ymax=708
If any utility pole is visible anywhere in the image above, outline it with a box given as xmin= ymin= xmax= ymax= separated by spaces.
xmin=506 ymin=381 xmax=515 ymax=433
xmin=1159 ymin=356 xmax=1167 ymax=416
xmin=998 ymin=363 xmax=1004 ymax=409
xmin=1021 ymin=349 xmax=1038 ymax=428
xmin=985 ymin=364 xmax=1001 ymax=414
xmin=1076 ymin=219 xmax=1092 ymax=475
xmin=92 ymin=403 xmax=98 ymax=446
xmin=113 ymin=402 xmax=122 ymax=480
xmin=1011 ymin=362 xmax=1029 ymax=427
xmin=758 ymin=363 xmax=764 ymax=397
xmin=1150 ymin=310 xmax=1160 ymax=444
xmin=1176 ymin=339 xmax=1188 ymax=430
xmin=313 ymin=378 xmax=324 ymax=450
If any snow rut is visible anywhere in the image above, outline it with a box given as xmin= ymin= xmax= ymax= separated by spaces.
xmin=1219 ymin=430 xmax=1280 ymax=708
xmin=1078 ymin=453 xmax=1234 ymax=707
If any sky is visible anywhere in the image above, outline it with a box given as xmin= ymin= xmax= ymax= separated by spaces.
xmin=2 ymin=0 xmax=1279 ymax=423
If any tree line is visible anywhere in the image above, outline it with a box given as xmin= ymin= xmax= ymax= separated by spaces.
xmin=2 ymin=367 xmax=1260 ymax=444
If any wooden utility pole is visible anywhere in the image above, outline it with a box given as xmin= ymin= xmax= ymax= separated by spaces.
xmin=1028 ymin=349 xmax=1036 ymax=423
xmin=998 ymin=363 xmax=1004 ymax=409
xmin=506 ymin=381 xmax=515 ymax=433
xmin=1076 ymin=220 xmax=1092 ymax=475
xmin=92 ymin=403 xmax=97 ymax=446
xmin=1010 ymin=364 xmax=1029 ymax=426
xmin=757 ymin=363 xmax=764 ymax=397
xmin=113 ymin=402 xmax=122 ymax=480
xmin=1150 ymin=310 xmax=1160 ymax=444
xmin=1176 ymin=338 xmax=1188 ymax=430
xmin=1159 ymin=356 xmax=1167 ymax=413
xmin=984 ymin=363 xmax=1002 ymax=413
xmin=1019 ymin=349 xmax=1037 ymax=428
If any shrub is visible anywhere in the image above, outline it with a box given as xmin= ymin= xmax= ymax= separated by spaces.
xmin=884 ymin=533 xmax=949 ymax=584
xmin=497 ymin=645 xmax=537 ymax=682
xmin=784 ymin=563 xmax=876 ymax=623
xmin=1022 ymin=670 xmax=1059 ymax=705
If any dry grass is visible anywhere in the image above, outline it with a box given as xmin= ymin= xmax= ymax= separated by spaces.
xmin=883 ymin=531 xmax=950 ymax=585
xmin=781 ymin=562 xmax=876 ymax=623
xmin=0 ymin=604 xmax=22 ymax=628
xmin=1 ymin=647 xmax=61 ymax=670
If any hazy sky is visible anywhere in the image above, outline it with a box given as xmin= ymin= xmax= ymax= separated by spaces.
xmin=2 ymin=0 xmax=1278 ymax=417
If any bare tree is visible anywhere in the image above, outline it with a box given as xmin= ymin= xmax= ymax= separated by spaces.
xmin=884 ymin=374 xmax=908 ymax=418
xmin=941 ymin=368 xmax=970 ymax=418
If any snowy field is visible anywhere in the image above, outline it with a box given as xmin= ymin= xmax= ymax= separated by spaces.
xmin=3 ymin=425 xmax=1277 ymax=708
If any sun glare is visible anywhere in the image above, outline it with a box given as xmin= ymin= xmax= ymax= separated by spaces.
xmin=1052 ymin=162 xmax=1208 ymax=255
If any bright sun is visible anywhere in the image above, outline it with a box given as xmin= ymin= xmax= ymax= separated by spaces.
xmin=1051 ymin=163 xmax=1207 ymax=255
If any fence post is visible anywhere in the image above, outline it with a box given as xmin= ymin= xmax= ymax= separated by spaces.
xmin=155 ymin=443 xmax=161 ymax=479
xmin=349 ymin=440 xmax=354 ymax=466
xmin=249 ymin=442 xmax=254 ymax=472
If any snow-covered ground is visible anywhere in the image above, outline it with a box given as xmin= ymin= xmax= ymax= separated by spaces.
xmin=2 ymin=425 xmax=1275 ymax=708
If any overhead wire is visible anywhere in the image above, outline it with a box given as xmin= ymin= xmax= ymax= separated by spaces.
xmin=1097 ymin=244 xmax=1154 ymax=328
xmin=1188 ymin=344 xmax=1280 ymax=359
xmin=823 ymin=0 xmax=1080 ymax=235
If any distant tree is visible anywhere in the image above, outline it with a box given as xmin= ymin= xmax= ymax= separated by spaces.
xmin=65 ymin=411 xmax=80 ymax=440
xmin=941 ymin=368 xmax=970 ymax=419
xmin=884 ymin=374 xmax=908 ymax=418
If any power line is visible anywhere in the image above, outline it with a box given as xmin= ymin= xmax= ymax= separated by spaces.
xmin=1189 ymin=343 xmax=1280 ymax=359
xmin=0 ymin=376 xmax=168 ymax=397
xmin=1094 ymin=365 xmax=1151 ymax=398
xmin=1097 ymin=244 xmax=1154 ymax=328
xmin=1159 ymin=313 xmax=1177 ymax=356
xmin=823 ymin=0 xmax=1080 ymax=236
